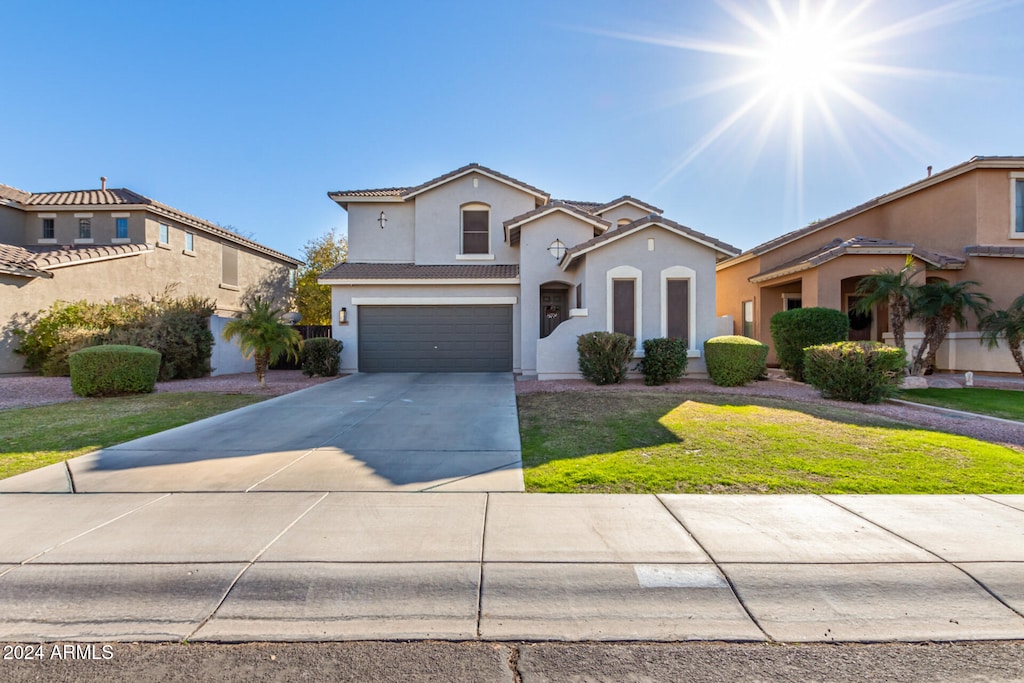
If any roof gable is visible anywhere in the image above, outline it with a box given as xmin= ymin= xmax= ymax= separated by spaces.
xmin=503 ymin=201 xmax=611 ymax=245
xmin=561 ymin=215 xmax=739 ymax=269
xmin=593 ymin=195 xmax=663 ymax=216
xmin=401 ymin=163 xmax=550 ymax=205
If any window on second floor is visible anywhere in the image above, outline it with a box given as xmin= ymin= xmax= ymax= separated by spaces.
xmin=78 ymin=218 xmax=91 ymax=239
xmin=159 ymin=223 xmax=169 ymax=244
xmin=116 ymin=217 xmax=129 ymax=239
xmin=1015 ymin=178 xmax=1024 ymax=235
xmin=222 ymin=244 xmax=238 ymax=286
xmin=41 ymin=218 xmax=54 ymax=240
xmin=185 ymin=232 xmax=195 ymax=252
xmin=461 ymin=204 xmax=489 ymax=254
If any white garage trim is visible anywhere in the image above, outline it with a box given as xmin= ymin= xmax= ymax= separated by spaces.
xmin=352 ymin=296 xmax=518 ymax=305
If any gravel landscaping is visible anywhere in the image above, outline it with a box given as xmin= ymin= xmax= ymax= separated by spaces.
xmin=515 ymin=373 xmax=1024 ymax=450
xmin=0 ymin=371 xmax=341 ymax=411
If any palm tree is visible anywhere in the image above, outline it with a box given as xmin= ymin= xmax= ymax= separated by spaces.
xmin=909 ymin=280 xmax=992 ymax=376
xmin=221 ymin=297 xmax=302 ymax=386
xmin=854 ymin=257 xmax=919 ymax=353
xmin=979 ymin=294 xmax=1024 ymax=378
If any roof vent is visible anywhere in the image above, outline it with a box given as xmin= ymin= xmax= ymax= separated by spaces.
xmin=926 ymin=166 xmax=932 ymax=177
xmin=101 ymin=176 xmax=107 ymax=191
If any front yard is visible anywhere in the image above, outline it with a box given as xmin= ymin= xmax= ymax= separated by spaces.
xmin=898 ymin=387 xmax=1024 ymax=422
xmin=518 ymin=391 xmax=1024 ymax=494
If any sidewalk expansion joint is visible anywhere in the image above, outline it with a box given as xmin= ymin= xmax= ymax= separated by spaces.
xmin=653 ymin=494 xmax=774 ymax=643
xmin=184 ymin=492 xmax=330 ymax=642
xmin=820 ymin=495 xmax=1024 ymax=621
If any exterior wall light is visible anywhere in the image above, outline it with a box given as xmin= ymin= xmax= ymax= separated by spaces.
xmin=339 ymin=307 xmax=348 ymax=324
xmin=547 ymin=239 xmax=566 ymax=260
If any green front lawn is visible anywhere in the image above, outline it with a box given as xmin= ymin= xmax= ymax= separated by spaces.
xmin=0 ymin=393 xmax=265 ymax=480
xmin=518 ymin=392 xmax=1024 ymax=494
xmin=898 ymin=388 xmax=1024 ymax=422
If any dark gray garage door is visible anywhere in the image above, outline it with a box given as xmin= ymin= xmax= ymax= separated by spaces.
xmin=358 ymin=305 xmax=513 ymax=372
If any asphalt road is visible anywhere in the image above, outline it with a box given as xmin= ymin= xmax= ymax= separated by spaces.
xmin=2 ymin=641 xmax=1023 ymax=682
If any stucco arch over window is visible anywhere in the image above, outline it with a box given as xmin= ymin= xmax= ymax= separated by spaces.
xmin=660 ymin=265 xmax=697 ymax=353
xmin=606 ymin=265 xmax=642 ymax=349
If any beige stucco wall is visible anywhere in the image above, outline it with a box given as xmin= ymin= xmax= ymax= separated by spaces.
xmin=715 ymin=256 xmax=761 ymax=336
xmin=412 ymin=173 xmax=534 ymax=265
xmin=0 ymin=205 xmax=25 ymax=243
xmin=21 ymin=209 xmax=145 ymax=246
xmin=597 ymin=204 xmax=655 ymax=227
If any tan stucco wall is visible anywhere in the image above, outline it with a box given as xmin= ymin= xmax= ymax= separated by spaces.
xmin=0 ymin=205 xmax=25 ymax=243
xmin=715 ymin=257 xmax=761 ymax=336
xmin=22 ymin=209 xmax=145 ymax=246
xmin=346 ymin=202 xmax=415 ymax=263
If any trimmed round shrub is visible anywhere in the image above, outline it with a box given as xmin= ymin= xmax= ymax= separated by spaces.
xmin=769 ymin=307 xmax=849 ymax=382
xmin=69 ymin=345 xmax=162 ymax=397
xmin=804 ymin=341 xmax=907 ymax=404
xmin=638 ymin=338 xmax=688 ymax=386
xmin=577 ymin=331 xmax=635 ymax=385
xmin=301 ymin=337 xmax=343 ymax=377
xmin=704 ymin=335 xmax=768 ymax=387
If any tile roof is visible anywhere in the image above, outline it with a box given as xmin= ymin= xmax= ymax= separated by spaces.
xmin=0 ymin=242 xmax=152 ymax=278
xmin=750 ymin=237 xmax=964 ymax=282
xmin=1 ymin=184 xmax=299 ymax=265
xmin=592 ymin=195 xmax=664 ymax=215
xmin=555 ymin=199 xmax=604 ymax=213
xmin=503 ymin=201 xmax=611 ymax=245
xmin=965 ymin=245 xmax=1024 ymax=258
xmin=328 ymin=164 xmax=551 ymax=207
xmin=562 ymin=214 xmax=739 ymax=267
xmin=725 ymin=156 xmax=1024 ymax=264
xmin=319 ymin=262 xmax=519 ymax=281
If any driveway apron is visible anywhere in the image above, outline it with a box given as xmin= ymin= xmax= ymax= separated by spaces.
xmin=1 ymin=373 xmax=523 ymax=493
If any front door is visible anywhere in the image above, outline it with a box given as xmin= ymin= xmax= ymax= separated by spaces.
xmin=540 ymin=288 xmax=567 ymax=338
xmin=847 ymin=295 xmax=873 ymax=342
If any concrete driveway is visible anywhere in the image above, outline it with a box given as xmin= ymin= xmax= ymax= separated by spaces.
xmin=0 ymin=373 xmax=524 ymax=493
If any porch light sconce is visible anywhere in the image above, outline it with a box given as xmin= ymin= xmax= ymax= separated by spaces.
xmin=378 ymin=210 xmax=388 ymax=229
xmin=338 ymin=307 xmax=348 ymax=325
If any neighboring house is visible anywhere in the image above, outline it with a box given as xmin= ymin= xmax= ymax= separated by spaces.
xmin=320 ymin=163 xmax=739 ymax=378
xmin=716 ymin=156 xmax=1024 ymax=373
xmin=0 ymin=179 xmax=301 ymax=375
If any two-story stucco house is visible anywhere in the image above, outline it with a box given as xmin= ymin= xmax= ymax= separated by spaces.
xmin=0 ymin=179 xmax=301 ymax=375
xmin=320 ymin=163 xmax=739 ymax=379
xmin=716 ymin=156 xmax=1024 ymax=374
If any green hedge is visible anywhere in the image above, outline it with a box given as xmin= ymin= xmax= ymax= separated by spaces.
xmin=638 ymin=338 xmax=688 ymax=386
xmin=804 ymin=341 xmax=907 ymax=404
xmin=769 ymin=307 xmax=849 ymax=382
xmin=577 ymin=331 xmax=635 ymax=385
xmin=704 ymin=335 xmax=768 ymax=387
xmin=69 ymin=345 xmax=162 ymax=397
xmin=301 ymin=337 xmax=343 ymax=377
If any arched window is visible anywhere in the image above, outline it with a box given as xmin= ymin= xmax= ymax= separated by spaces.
xmin=461 ymin=203 xmax=490 ymax=255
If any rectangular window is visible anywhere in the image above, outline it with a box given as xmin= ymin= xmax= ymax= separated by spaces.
xmin=159 ymin=223 xmax=169 ymax=244
xmin=221 ymin=244 xmax=238 ymax=286
xmin=1016 ymin=179 xmax=1024 ymax=234
xmin=289 ymin=267 xmax=297 ymax=290
xmin=576 ymin=283 xmax=583 ymax=309
xmin=41 ymin=218 xmax=54 ymax=240
xmin=612 ymin=279 xmax=636 ymax=337
xmin=115 ymin=217 xmax=129 ymax=239
xmin=742 ymin=300 xmax=755 ymax=338
xmin=666 ymin=279 xmax=690 ymax=341
xmin=462 ymin=209 xmax=489 ymax=254
xmin=78 ymin=218 xmax=91 ymax=239
xmin=185 ymin=232 xmax=194 ymax=252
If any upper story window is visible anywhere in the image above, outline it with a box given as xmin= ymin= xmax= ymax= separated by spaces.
xmin=1015 ymin=176 xmax=1024 ymax=236
xmin=185 ymin=232 xmax=195 ymax=252
xmin=116 ymin=217 xmax=129 ymax=239
xmin=221 ymin=244 xmax=239 ymax=287
xmin=78 ymin=218 xmax=91 ymax=239
xmin=159 ymin=223 xmax=169 ymax=244
xmin=461 ymin=203 xmax=489 ymax=254
xmin=41 ymin=218 xmax=54 ymax=240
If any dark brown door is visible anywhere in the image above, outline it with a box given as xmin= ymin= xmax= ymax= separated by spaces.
xmin=540 ymin=288 xmax=567 ymax=338
xmin=666 ymin=279 xmax=689 ymax=342
xmin=847 ymin=296 xmax=873 ymax=342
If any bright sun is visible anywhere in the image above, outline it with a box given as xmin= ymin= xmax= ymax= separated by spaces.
xmin=760 ymin=21 xmax=843 ymax=98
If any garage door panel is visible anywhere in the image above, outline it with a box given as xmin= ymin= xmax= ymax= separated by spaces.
xmin=358 ymin=306 xmax=513 ymax=372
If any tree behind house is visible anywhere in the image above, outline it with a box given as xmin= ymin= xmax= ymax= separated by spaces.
xmin=296 ymin=229 xmax=348 ymax=326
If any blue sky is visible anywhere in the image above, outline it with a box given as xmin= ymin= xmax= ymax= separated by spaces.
xmin=3 ymin=1 xmax=1023 ymax=258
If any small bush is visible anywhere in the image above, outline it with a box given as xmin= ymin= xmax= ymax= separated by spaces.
xmin=770 ymin=307 xmax=849 ymax=382
xmin=68 ymin=345 xmax=162 ymax=397
xmin=577 ymin=331 xmax=635 ymax=385
xmin=301 ymin=337 xmax=343 ymax=377
xmin=704 ymin=335 xmax=769 ymax=387
xmin=638 ymin=338 xmax=688 ymax=386
xmin=804 ymin=341 xmax=907 ymax=404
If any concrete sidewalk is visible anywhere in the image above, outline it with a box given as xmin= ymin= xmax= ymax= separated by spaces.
xmin=0 ymin=492 xmax=1021 ymax=643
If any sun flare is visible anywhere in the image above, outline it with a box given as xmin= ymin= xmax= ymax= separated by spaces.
xmin=759 ymin=20 xmax=844 ymax=98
